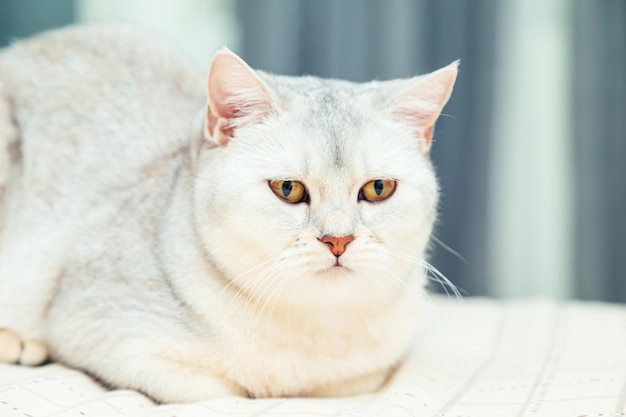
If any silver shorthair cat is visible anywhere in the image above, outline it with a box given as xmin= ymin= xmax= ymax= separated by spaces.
xmin=0 ymin=25 xmax=457 ymax=402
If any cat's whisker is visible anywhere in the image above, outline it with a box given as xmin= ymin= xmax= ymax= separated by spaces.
xmin=399 ymin=254 xmax=463 ymax=300
xmin=224 ymin=260 xmax=284 ymax=320
xmin=420 ymin=287 xmax=434 ymax=303
xmin=262 ymin=270 xmax=295 ymax=339
xmin=422 ymin=263 xmax=464 ymax=301
xmin=219 ymin=248 xmax=284 ymax=297
xmin=219 ymin=259 xmax=271 ymax=295
xmin=241 ymin=261 xmax=291 ymax=338
xmin=384 ymin=244 xmax=463 ymax=300
xmin=226 ymin=270 xmax=283 ymax=322
xmin=419 ymin=264 xmax=454 ymax=299
xmin=389 ymin=252 xmax=450 ymax=291
xmin=419 ymin=259 xmax=462 ymax=296
xmin=371 ymin=267 xmax=414 ymax=303
xmin=253 ymin=268 xmax=286 ymax=319
xmin=228 ymin=247 xmax=311 ymax=340
xmin=221 ymin=267 xmax=271 ymax=309
xmin=238 ymin=266 xmax=281 ymax=310
xmin=430 ymin=235 xmax=467 ymax=263
xmin=379 ymin=266 xmax=409 ymax=293
xmin=379 ymin=262 xmax=433 ymax=304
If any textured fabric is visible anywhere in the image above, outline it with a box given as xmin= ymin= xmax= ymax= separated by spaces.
xmin=1 ymin=297 xmax=624 ymax=416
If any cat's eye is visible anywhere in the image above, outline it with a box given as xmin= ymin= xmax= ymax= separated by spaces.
xmin=359 ymin=179 xmax=396 ymax=202
xmin=269 ymin=180 xmax=308 ymax=204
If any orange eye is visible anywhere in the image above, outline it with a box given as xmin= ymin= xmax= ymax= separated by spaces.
xmin=269 ymin=180 xmax=308 ymax=204
xmin=359 ymin=179 xmax=396 ymax=202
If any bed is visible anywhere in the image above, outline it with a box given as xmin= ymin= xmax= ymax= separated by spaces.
xmin=1 ymin=297 xmax=624 ymax=417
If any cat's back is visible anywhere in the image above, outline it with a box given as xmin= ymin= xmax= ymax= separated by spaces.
xmin=0 ymin=24 xmax=204 ymax=184
xmin=0 ymin=23 xmax=203 ymax=102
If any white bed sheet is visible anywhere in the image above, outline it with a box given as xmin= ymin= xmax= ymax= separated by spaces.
xmin=1 ymin=297 xmax=625 ymax=417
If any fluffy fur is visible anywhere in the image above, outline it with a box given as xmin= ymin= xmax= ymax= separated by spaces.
xmin=0 ymin=25 xmax=457 ymax=402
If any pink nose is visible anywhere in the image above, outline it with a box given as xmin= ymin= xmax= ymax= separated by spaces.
xmin=318 ymin=235 xmax=355 ymax=257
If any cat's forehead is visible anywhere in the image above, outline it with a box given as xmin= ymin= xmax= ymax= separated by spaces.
xmin=249 ymin=72 xmax=421 ymax=181
xmin=260 ymin=73 xmax=388 ymax=140
xmin=270 ymin=82 xmax=373 ymax=164
xmin=258 ymin=72 xmax=387 ymax=107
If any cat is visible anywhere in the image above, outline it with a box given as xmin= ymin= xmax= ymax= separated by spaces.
xmin=0 ymin=24 xmax=457 ymax=403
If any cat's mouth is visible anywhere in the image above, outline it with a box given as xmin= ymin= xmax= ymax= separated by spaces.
xmin=333 ymin=258 xmax=342 ymax=267
xmin=318 ymin=259 xmax=353 ymax=274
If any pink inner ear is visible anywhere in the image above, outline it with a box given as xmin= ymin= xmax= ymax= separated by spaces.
xmin=391 ymin=61 xmax=458 ymax=152
xmin=207 ymin=113 xmax=233 ymax=146
xmin=206 ymin=49 xmax=273 ymax=145
xmin=208 ymin=89 xmax=236 ymax=121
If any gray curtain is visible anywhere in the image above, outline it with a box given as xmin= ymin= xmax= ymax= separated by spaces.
xmin=573 ymin=1 xmax=626 ymax=302
xmin=236 ymin=0 xmax=498 ymax=297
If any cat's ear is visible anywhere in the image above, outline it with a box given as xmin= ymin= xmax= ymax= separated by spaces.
xmin=206 ymin=48 xmax=274 ymax=145
xmin=389 ymin=61 xmax=458 ymax=154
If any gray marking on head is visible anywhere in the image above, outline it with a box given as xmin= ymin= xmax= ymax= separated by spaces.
xmin=259 ymin=72 xmax=372 ymax=171
xmin=320 ymin=93 xmax=344 ymax=167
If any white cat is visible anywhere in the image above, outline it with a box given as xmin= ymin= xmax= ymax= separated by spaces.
xmin=0 ymin=25 xmax=457 ymax=402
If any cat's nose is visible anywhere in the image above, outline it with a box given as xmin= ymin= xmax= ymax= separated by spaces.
xmin=318 ymin=235 xmax=355 ymax=257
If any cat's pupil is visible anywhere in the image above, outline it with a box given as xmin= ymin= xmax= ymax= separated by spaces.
xmin=374 ymin=180 xmax=384 ymax=196
xmin=282 ymin=181 xmax=293 ymax=197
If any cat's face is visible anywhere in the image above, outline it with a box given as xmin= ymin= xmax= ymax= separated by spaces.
xmin=193 ymin=50 xmax=457 ymax=308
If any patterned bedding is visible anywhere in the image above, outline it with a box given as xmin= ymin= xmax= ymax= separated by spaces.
xmin=1 ymin=297 xmax=624 ymax=417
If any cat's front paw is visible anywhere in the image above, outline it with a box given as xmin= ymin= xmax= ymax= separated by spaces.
xmin=0 ymin=328 xmax=48 ymax=366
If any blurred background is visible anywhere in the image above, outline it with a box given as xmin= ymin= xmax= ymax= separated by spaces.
xmin=1 ymin=0 xmax=624 ymax=302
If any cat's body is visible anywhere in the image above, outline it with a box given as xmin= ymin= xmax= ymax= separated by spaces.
xmin=0 ymin=25 xmax=457 ymax=402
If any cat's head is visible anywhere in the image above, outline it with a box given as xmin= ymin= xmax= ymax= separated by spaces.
xmin=192 ymin=49 xmax=457 ymax=309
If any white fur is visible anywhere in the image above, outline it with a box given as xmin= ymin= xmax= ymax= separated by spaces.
xmin=0 ymin=25 xmax=457 ymax=402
